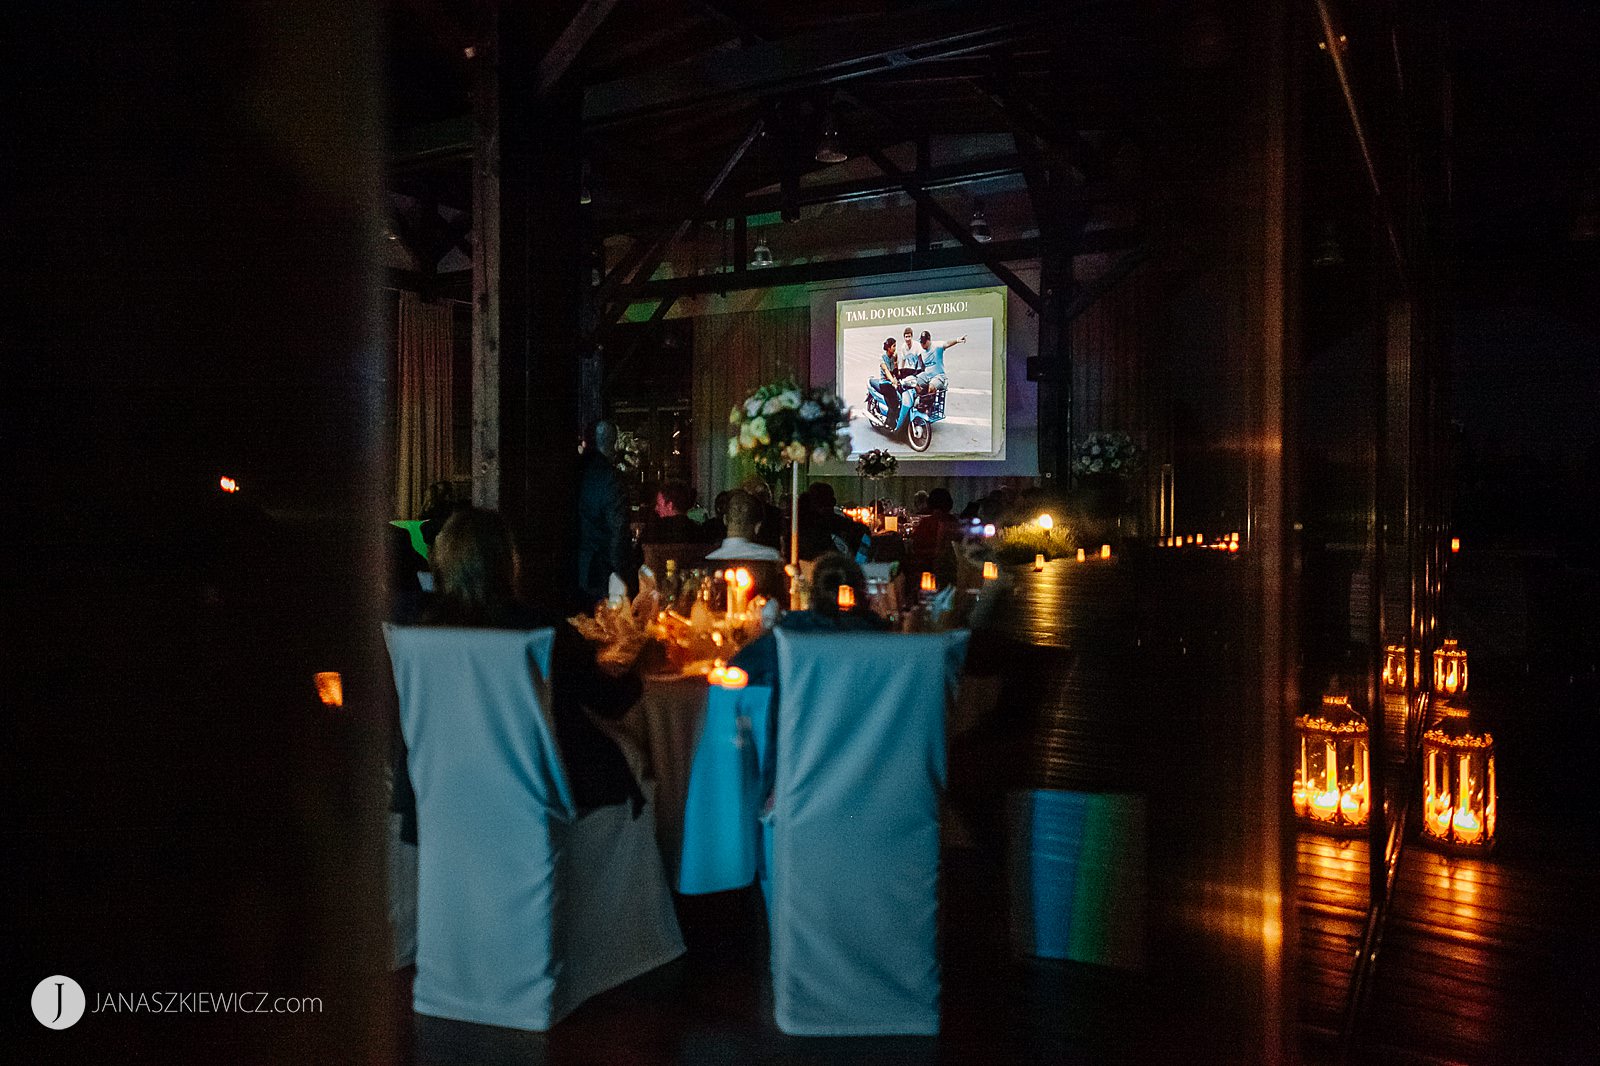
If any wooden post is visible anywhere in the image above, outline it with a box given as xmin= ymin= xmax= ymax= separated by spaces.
xmin=474 ymin=2 xmax=585 ymax=602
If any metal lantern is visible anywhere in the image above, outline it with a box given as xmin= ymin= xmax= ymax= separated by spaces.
xmin=1421 ymin=702 xmax=1496 ymax=852
xmin=1433 ymin=638 xmax=1468 ymax=697
xmin=1292 ymin=695 xmax=1371 ymax=831
xmin=1382 ymin=644 xmax=1421 ymax=693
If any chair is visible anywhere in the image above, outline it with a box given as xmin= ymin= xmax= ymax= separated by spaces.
xmin=383 ymin=625 xmax=684 ymax=1031
xmin=767 ymin=629 xmax=970 ymax=1036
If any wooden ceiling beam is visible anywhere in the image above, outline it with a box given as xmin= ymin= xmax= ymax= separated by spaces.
xmin=582 ymin=1 xmax=1044 ymax=126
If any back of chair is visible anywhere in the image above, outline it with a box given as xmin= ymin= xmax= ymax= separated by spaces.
xmin=769 ymin=629 xmax=970 ymax=1036
xmin=383 ymin=625 xmax=571 ymax=1027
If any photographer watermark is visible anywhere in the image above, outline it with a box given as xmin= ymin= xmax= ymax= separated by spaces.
xmin=32 ymin=976 xmax=86 ymax=1029
xmin=32 ymin=976 xmax=322 ymax=1029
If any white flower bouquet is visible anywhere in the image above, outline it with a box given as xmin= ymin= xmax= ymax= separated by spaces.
xmin=1071 ymin=431 xmax=1140 ymax=476
xmin=856 ymin=449 xmax=898 ymax=480
xmin=728 ymin=379 xmax=851 ymax=477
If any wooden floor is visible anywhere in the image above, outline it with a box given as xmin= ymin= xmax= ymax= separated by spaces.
xmin=393 ymin=553 xmax=1600 ymax=1064
xmin=1296 ymin=832 xmax=1370 ymax=1052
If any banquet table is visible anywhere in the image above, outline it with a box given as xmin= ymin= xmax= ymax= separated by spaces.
xmin=605 ymin=659 xmax=1002 ymax=896
xmin=608 ymin=676 xmax=776 ymax=895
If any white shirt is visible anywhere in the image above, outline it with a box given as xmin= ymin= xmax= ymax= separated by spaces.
xmin=705 ymin=536 xmax=783 ymax=561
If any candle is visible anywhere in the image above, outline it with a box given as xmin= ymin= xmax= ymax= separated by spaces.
xmin=709 ymin=663 xmax=749 ymax=689
xmin=920 ymin=571 xmax=936 ymax=593
xmin=732 ymin=567 xmax=752 ymax=620
xmin=1100 ymin=544 xmax=1112 ymax=560
xmin=884 ymin=515 xmax=899 ymax=532
xmin=1076 ymin=548 xmax=1086 ymax=562
xmin=837 ymin=584 xmax=856 ymax=609
xmin=1033 ymin=553 xmax=1045 ymax=571
xmin=1451 ymin=536 xmax=1461 ymax=553
xmin=982 ymin=561 xmax=998 ymax=580
xmin=314 ymin=671 xmax=343 ymax=708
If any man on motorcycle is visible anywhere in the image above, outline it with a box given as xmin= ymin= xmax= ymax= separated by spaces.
xmin=874 ymin=336 xmax=907 ymax=424
xmin=914 ymin=330 xmax=965 ymax=394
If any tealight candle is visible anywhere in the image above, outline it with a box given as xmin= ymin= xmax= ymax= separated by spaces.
xmin=314 ymin=672 xmax=343 ymax=708
xmin=920 ymin=571 xmax=936 ymax=593
xmin=837 ymin=584 xmax=856 ymax=609
xmin=982 ymin=561 xmax=998 ymax=580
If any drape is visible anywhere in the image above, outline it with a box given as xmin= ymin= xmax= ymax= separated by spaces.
xmin=395 ymin=291 xmax=456 ymax=518
xmin=691 ymin=307 xmax=810 ymax=498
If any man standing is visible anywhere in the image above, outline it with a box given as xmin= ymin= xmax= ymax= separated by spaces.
xmin=577 ymin=420 xmax=633 ymax=605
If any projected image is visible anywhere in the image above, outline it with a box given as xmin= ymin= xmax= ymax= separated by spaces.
xmin=836 ymin=285 xmax=1006 ymax=459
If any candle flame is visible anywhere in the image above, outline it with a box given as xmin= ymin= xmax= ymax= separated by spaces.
xmin=219 ymin=476 xmax=240 ymax=494
xmin=314 ymin=671 xmax=343 ymax=708
xmin=1451 ymin=537 xmax=1461 ymax=553
xmin=734 ymin=567 xmax=752 ymax=589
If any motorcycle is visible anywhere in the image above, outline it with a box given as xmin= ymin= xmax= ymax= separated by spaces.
xmin=862 ymin=370 xmax=946 ymax=453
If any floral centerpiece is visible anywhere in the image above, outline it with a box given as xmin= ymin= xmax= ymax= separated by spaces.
xmin=727 ymin=379 xmax=852 ymax=477
xmin=614 ymin=430 xmax=646 ymax=473
xmin=856 ymin=448 xmax=898 ymax=480
xmin=1072 ymin=430 xmax=1140 ymax=533
xmin=729 ymin=379 xmax=852 ymax=589
xmin=1072 ymin=431 xmax=1139 ymax=477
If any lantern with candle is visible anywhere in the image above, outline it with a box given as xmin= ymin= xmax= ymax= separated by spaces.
xmin=1382 ymin=644 xmax=1422 ymax=693
xmin=1421 ymin=701 xmax=1496 ymax=853
xmin=1433 ymin=638 xmax=1468 ymax=698
xmin=1291 ymin=694 xmax=1371 ymax=831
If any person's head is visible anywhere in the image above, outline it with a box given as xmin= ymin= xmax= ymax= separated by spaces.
xmin=911 ymin=489 xmax=929 ymax=514
xmin=808 ymin=482 xmax=837 ymax=511
xmin=655 ymin=481 xmax=692 ymax=518
xmin=724 ymin=490 xmax=761 ymax=539
xmin=587 ymin=419 xmax=617 ymax=459
xmin=713 ymin=490 xmax=732 ymax=519
xmin=430 ymin=507 xmax=520 ymax=622
xmin=810 ymin=552 xmax=866 ymax=618
xmin=903 ymin=327 xmax=915 ymax=348
xmin=919 ymin=330 xmax=932 ymax=348
xmin=928 ymin=487 xmax=954 ymax=514
xmin=740 ymin=476 xmax=771 ymax=503
xmin=883 ymin=337 xmax=898 ymax=355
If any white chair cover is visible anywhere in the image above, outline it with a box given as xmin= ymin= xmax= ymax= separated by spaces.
xmin=387 ymin=811 xmax=418 ymax=970
xmin=768 ymin=629 xmax=970 ymax=1036
xmin=383 ymin=625 xmax=684 ymax=1031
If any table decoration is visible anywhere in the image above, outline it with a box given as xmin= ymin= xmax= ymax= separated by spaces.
xmin=727 ymin=379 xmax=851 ymax=604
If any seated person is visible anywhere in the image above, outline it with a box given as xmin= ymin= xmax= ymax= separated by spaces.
xmin=706 ymin=489 xmax=784 ymax=562
xmin=740 ymin=477 xmax=785 ymax=549
xmin=395 ymin=507 xmax=645 ymax=841
xmin=874 ymin=336 xmax=914 ymax=424
xmin=798 ymin=482 xmax=871 ymax=562
xmin=913 ymin=329 xmax=964 ymax=393
xmin=729 ymin=552 xmax=890 ymax=690
xmin=906 ymin=487 xmax=961 ymax=576
xmin=642 ymin=480 xmax=709 ymax=544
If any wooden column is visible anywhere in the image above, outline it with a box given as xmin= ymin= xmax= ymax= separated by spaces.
xmin=473 ymin=1 xmax=586 ymax=601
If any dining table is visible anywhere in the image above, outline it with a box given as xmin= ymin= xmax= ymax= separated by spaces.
xmin=606 ymin=674 xmax=777 ymax=895
xmin=602 ymin=652 xmax=1003 ymax=896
